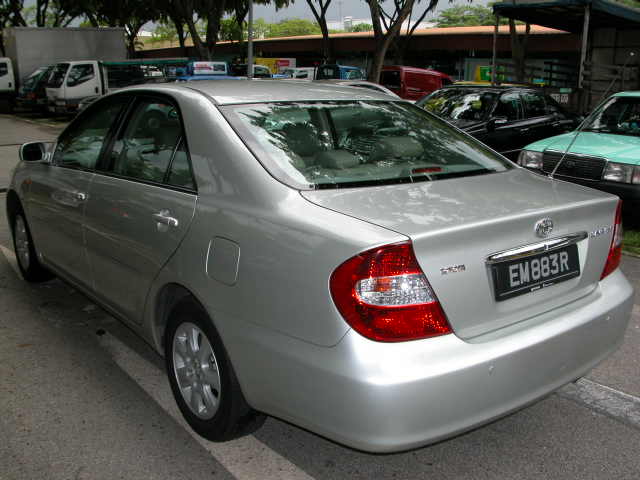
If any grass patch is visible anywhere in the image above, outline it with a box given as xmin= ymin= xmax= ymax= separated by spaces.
xmin=623 ymin=229 xmax=640 ymax=256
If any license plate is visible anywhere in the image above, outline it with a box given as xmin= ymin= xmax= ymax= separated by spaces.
xmin=491 ymin=244 xmax=580 ymax=301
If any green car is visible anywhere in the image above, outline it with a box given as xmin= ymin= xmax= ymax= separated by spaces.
xmin=518 ymin=91 xmax=640 ymax=209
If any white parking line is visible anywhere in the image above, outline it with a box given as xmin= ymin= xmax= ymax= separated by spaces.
xmin=558 ymin=378 xmax=640 ymax=429
xmin=97 ymin=332 xmax=313 ymax=480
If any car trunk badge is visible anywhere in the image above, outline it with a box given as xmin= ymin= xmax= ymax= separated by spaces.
xmin=535 ymin=218 xmax=554 ymax=238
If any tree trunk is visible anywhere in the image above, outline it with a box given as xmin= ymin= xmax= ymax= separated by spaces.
xmin=368 ymin=36 xmax=394 ymax=82
xmin=509 ymin=19 xmax=531 ymax=83
xmin=184 ymin=16 xmax=209 ymax=60
xmin=320 ymin=20 xmax=332 ymax=62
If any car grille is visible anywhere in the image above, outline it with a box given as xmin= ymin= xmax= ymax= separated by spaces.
xmin=542 ymin=151 xmax=606 ymax=181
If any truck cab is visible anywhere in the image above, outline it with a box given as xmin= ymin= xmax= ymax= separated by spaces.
xmin=0 ymin=57 xmax=16 ymax=112
xmin=381 ymin=66 xmax=453 ymax=101
xmin=46 ymin=60 xmax=103 ymax=114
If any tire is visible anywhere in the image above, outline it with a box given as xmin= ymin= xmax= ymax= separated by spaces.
xmin=165 ymin=298 xmax=265 ymax=441
xmin=11 ymin=211 xmax=54 ymax=282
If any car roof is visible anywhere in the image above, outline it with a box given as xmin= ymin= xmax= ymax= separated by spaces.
xmin=125 ymin=79 xmax=395 ymax=104
xmin=613 ymin=91 xmax=640 ymax=97
xmin=444 ymin=82 xmax=536 ymax=91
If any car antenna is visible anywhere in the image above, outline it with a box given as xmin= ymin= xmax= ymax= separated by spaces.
xmin=549 ymin=51 xmax=636 ymax=180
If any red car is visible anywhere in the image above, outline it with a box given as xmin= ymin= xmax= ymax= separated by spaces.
xmin=381 ymin=65 xmax=452 ymax=101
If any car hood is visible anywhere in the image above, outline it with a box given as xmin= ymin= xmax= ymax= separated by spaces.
xmin=526 ymin=131 xmax=640 ymax=165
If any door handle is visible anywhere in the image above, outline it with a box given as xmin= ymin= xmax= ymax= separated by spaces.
xmin=74 ymin=191 xmax=87 ymax=202
xmin=95 ymin=86 xmax=99 ymax=94
xmin=518 ymin=127 xmax=530 ymax=133
xmin=153 ymin=209 xmax=179 ymax=228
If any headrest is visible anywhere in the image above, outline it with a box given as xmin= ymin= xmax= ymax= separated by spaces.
xmin=315 ymin=150 xmax=360 ymax=169
xmin=368 ymin=137 xmax=424 ymax=162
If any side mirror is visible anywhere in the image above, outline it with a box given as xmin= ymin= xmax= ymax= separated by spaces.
xmin=19 ymin=142 xmax=47 ymax=162
xmin=487 ymin=117 xmax=508 ymax=131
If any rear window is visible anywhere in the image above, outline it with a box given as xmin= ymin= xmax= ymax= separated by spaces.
xmin=222 ymin=101 xmax=512 ymax=190
xmin=316 ymin=66 xmax=339 ymax=80
xmin=419 ymin=88 xmax=498 ymax=123
xmin=47 ymin=63 xmax=69 ymax=88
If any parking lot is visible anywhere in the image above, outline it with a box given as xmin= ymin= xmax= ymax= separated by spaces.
xmin=1 ymin=114 xmax=640 ymax=480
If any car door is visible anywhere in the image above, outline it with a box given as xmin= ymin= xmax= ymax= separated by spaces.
xmin=520 ymin=90 xmax=555 ymax=144
xmin=26 ymin=95 xmax=131 ymax=288
xmin=83 ymin=95 xmax=197 ymax=323
xmin=481 ymin=91 xmax=526 ymax=160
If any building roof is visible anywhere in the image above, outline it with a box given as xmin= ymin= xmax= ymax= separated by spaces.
xmin=216 ymin=24 xmax=568 ymax=45
xmin=493 ymin=0 xmax=640 ymax=32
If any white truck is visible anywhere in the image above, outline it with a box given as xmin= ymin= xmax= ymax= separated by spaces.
xmin=45 ymin=58 xmax=187 ymax=114
xmin=0 ymin=57 xmax=16 ymax=112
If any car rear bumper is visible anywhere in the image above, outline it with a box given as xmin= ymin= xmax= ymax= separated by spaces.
xmin=230 ymin=269 xmax=633 ymax=452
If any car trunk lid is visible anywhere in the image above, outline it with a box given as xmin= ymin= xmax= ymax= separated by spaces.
xmin=302 ymin=168 xmax=619 ymax=339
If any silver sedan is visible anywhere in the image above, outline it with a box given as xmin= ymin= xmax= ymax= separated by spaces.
xmin=7 ymin=80 xmax=633 ymax=453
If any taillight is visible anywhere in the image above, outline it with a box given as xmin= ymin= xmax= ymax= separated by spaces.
xmin=601 ymin=201 xmax=623 ymax=279
xmin=330 ymin=241 xmax=451 ymax=342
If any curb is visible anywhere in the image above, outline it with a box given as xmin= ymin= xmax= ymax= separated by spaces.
xmin=623 ymin=251 xmax=640 ymax=259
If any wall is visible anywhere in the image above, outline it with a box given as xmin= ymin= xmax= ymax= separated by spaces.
xmin=3 ymin=27 xmax=127 ymax=83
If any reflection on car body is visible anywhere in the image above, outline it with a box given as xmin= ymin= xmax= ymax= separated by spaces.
xmin=7 ymin=80 xmax=633 ymax=453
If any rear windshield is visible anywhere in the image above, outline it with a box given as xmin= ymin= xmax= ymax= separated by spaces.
xmin=381 ymin=71 xmax=400 ymax=89
xmin=221 ymin=101 xmax=513 ymax=190
xmin=316 ymin=66 xmax=338 ymax=80
xmin=583 ymin=96 xmax=640 ymax=136
xmin=418 ymin=88 xmax=498 ymax=122
xmin=47 ymin=63 xmax=70 ymax=88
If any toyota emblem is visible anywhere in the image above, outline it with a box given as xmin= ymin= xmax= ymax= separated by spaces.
xmin=535 ymin=218 xmax=554 ymax=238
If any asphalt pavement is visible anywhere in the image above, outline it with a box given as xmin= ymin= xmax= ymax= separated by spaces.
xmin=1 ymin=114 xmax=640 ymax=479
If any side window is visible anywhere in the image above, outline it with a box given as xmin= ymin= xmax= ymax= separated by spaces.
xmin=521 ymin=91 xmax=547 ymax=118
xmin=67 ymin=64 xmax=95 ymax=87
xmin=166 ymin=140 xmax=196 ymax=190
xmin=0 ymin=62 xmax=8 ymax=77
xmin=545 ymin=95 xmax=565 ymax=116
xmin=53 ymin=96 xmax=129 ymax=169
xmin=493 ymin=92 xmax=522 ymax=121
xmin=105 ymin=98 xmax=182 ymax=184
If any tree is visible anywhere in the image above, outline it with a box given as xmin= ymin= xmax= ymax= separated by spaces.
xmin=509 ymin=18 xmax=530 ymax=83
xmin=267 ymin=18 xmax=320 ymax=37
xmin=390 ymin=0 xmax=438 ymax=64
xmin=0 ymin=0 xmax=26 ymax=55
xmin=305 ymin=0 xmax=332 ymax=61
xmin=366 ymin=0 xmax=417 ymax=82
xmin=435 ymin=4 xmax=504 ymax=27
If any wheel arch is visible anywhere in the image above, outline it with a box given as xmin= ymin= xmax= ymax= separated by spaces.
xmin=5 ymin=189 xmax=22 ymax=231
xmin=152 ymin=282 xmax=203 ymax=354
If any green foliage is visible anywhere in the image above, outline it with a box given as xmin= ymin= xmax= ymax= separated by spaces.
xmin=435 ymin=4 xmax=507 ymax=27
xmin=266 ymin=18 xmax=321 ymax=37
xmin=349 ymin=23 xmax=373 ymax=32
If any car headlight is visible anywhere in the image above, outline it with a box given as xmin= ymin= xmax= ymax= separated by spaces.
xmin=518 ymin=150 xmax=543 ymax=169
xmin=602 ymin=162 xmax=640 ymax=183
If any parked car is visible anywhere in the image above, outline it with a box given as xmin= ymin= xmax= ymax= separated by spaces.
xmin=417 ymin=84 xmax=579 ymax=160
xmin=8 ymin=81 xmax=632 ymax=453
xmin=380 ymin=66 xmax=452 ymax=101
xmin=229 ymin=64 xmax=273 ymax=78
xmin=16 ymin=65 xmax=53 ymax=111
xmin=518 ymin=91 xmax=640 ymax=210
xmin=313 ymin=79 xmax=400 ymax=98
xmin=315 ymin=64 xmax=365 ymax=80
xmin=281 ymin=67 xmax=316 ymax=80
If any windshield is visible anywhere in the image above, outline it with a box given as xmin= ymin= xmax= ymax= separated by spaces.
xmin=222 ymin=101 xmax=513 ymax=190
xmin=418 ymin=89 xmax=498 ymax=123
xmin=22 ymin=68 xmax=47 ymax=89
xmin=47 ymin=63 xmax=69 ymax=88
xmin=583 ymin=96 xmax=640 ymax=136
